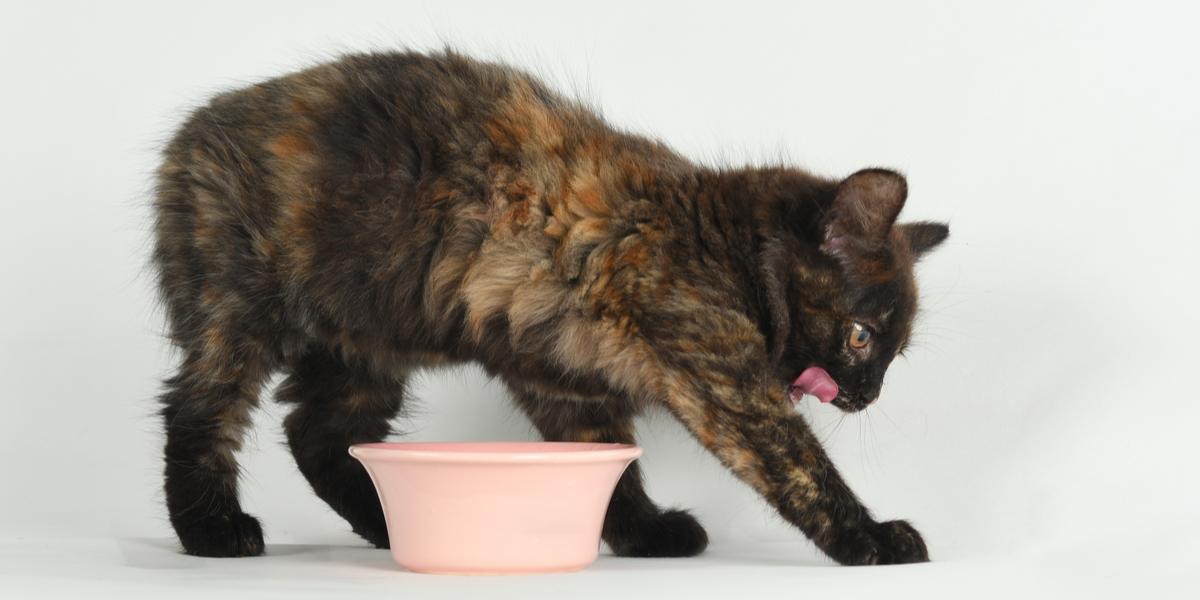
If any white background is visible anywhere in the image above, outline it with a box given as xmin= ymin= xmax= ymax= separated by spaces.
xmin=1 ymin=1 xmax=1197 ymax=598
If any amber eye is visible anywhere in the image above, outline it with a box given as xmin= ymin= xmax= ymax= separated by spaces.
xmin=849 ymin=322 xmax=872 ymax=350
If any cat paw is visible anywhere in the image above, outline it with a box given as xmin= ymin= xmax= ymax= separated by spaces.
xmin=834 ymin=520 xmax=929 ymax=565
xmin=606 ymin=509 xmax=709 ymax=557
xmin=352 ymin=522 xmax=390 ymax=549
xmin=870 ymin=520 xmax=929 ymax=564
xmin=176 ymin=512 xmax=265 ymax=557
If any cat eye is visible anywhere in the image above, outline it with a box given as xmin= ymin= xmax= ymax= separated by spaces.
xmin=848 ymin=322 xmax=872 ymax=350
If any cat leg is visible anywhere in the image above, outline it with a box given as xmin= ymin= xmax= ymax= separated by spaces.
xmin=639 ymin=320 xmax=929 ymax=565
xmin=662 ymin=378 xmax=927 ymax=564
xmin=277 ymin=348 xmax=406 ymax=548
xmin=511 ymin=389 xmax=709 ymax=557
xmin=160 ymin=356 xmax=270 ymax=557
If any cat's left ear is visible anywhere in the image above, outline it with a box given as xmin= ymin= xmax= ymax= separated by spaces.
xmin=898 ymin=221 xmax=950 ymax=258
xmin=821 ymin=168 xmax=907 ymax=258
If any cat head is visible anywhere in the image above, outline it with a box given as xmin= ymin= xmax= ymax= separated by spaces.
xmin=760 ymin=168 xmax=948 ymax=412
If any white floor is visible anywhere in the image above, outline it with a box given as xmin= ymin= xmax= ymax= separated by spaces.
xmin=2 ymin=533 xmax=1194 ymax=600
xmin=4 ymin=2 xmax=1200 ymax=599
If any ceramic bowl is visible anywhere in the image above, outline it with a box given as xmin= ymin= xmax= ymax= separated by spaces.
xmin=348 ymin=441 xmax=642 ymax=574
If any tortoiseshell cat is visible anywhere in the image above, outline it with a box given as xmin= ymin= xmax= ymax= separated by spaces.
xmin=153 ymin=50 xmax=947 ymax=565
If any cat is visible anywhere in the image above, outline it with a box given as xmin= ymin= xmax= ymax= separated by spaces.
xmin=152 ymin=49 xmax=947 ymax=565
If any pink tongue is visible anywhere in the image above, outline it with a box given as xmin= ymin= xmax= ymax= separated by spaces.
xmin=790 ymin=366 xmax=839 ymax=405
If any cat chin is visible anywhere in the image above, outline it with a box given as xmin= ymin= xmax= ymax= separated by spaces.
xmin=787 ymin=387 xmax=873 ymax=413
xmin=831 ymin=396 xmax=871 ymax=413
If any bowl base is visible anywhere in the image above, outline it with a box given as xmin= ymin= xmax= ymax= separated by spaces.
xmin=401 ymin=562 xmax=592 ymax=576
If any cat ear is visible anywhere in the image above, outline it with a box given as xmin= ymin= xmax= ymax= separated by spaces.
xmin=899 ymin=221 xmax=950 ymax=258
xmin=820 ymin=168 xmax=907 ymax=257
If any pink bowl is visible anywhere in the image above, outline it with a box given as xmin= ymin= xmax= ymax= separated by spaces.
xmin=348 ymin=441 xmax=642 ymax=574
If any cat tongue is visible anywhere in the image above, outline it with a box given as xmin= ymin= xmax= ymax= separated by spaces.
xmin=790 ymin=366 xmax=839 ymax=405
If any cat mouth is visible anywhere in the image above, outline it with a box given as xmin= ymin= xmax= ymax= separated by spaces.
xmin=788 ymin=366 xmax=839 ymax=405
xmin=789 ymin=366 xmax=874 ymax=413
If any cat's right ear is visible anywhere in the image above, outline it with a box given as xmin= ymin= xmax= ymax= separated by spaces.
xmin=899 ymin=221 xmax=950 ymax=258
xmin=820 ymin=169 xmax=907 ymax=260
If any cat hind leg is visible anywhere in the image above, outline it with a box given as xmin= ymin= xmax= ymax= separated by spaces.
xmin=277 ymin=348 xmax=407 ymax=549
xmin=511 ymin=389 xmax=709 ymax=558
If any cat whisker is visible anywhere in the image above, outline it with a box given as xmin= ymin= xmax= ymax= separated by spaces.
xmin=875 ymin=404 xmax=904 ymax=436
xmin=864 ymin=410 xmax=884 ymax=473
xmin=822 ymin=414 xmax=848 ymax=445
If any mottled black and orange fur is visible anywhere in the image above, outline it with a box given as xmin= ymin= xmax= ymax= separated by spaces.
xmin=153 ymin=50 xmax=947 ymax=564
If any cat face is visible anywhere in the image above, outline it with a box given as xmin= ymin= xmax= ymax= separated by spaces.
xmin=778 ymin=169 xmax=948 ymax=413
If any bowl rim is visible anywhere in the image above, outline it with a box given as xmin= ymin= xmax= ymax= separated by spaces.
xmin=348 ymin=441 xmax=643 ymax=464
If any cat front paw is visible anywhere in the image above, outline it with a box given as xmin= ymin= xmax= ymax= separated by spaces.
xmin=833 ymin=519 xmax=929 ymax=565
xmin=175 ymin=511 xmax=265 ymax=557
xmin=870 ymin=520 xmax=929 ymax=564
